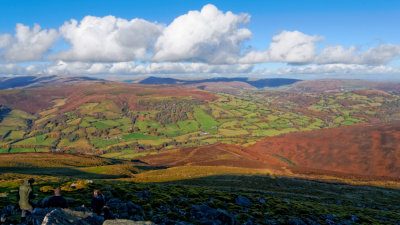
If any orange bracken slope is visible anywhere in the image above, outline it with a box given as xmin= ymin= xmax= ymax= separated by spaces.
xmin=251 ymin=122 xmax=400 ymax=178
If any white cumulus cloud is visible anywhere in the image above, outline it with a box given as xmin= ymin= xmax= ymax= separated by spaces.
xmin=0 ymin=24 xmax=58 ymax=62
xmin=240 ymin=30 xmax=323 ymax=64
xmin=317 ymin=44 xmax=400 ymax=65
xmin=153 ymin=4 xmax=252 ymax=64
xmin=0 ymin=34 xmax=12 ymax=49
xmin=241 ymin=30 xmax=400 ymax=66
xmin=53 ymin=15 xmax=163 ymax=62
xmin=260 ymin=63 xmax=400 ymax=76
xmin=45 ymin=60 xmax=252 ymax=75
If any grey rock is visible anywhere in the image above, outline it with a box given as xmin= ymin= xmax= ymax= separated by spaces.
xmin=349 ymin=214 xmax=359 ymax=222
xmin=75 ymin=206 xmax=90 ymax=212
xmin=135 ymin=190 xmax=150 ymax=199
xmin=103 ymin=219 xmax=155 ymax=225
xmin=287 ymin=218 xmax=307 ymax=225
xmin=190 ymin=204 xmax=236 ymax=225
xmin=375 ymin=215 xmax=390 ymax=221
xmin=172 ymin=197 xmax=189 ymax=205
xmin=305 ymin=218 xmax=321 ymax=225
xmin=0 ymin=205 xmax=15 ymax=216
xmin=107 ymin=198 xmax=125 ymax=208
xmin=235 ymin=196 xmax=252 ymax=207
xmin=198 ymin=218 xmax=221 ymax=225
xmin=37 ymin=208 xmax=104 ymax=225
xmin=157 ymin=205 xmax=170 ymax=213
xmin=257 ymin=198 xmax=266 ymax=204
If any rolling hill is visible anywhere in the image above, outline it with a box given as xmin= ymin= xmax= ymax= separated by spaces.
xmin=137 ymin=143 xmax=284 ymax=169
xmin=290 ymin=79 xmax=400 ymax=93
xmin=251 ymin=122 xmax=400 ymax=178
xmin=0 ymin=75 xmax=103 ymax=90
xmin=138 ymin=76 xmax=301 ymax=88
xmin=1 ymin=79 xmax=400 ymax=158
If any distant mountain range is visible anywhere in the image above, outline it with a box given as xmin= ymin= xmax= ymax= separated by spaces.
xmin=0 ymin=75 xmax=102 ymax=89
xmin=138 ymin=76 xmax=301 ymax=88
xmin=2 ymin=75 xmax=400 ymax=94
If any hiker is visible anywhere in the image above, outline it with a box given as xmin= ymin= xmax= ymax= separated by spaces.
xmin=91 ymin=190 xmax=105 ymax=215
xmin=18 ymin=178 xmax=35 ymax=222
xmin=46 ymin=187 xmax=68 ymax=208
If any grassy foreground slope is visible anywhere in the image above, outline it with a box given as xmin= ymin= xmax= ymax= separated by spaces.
xmin=1 ymin=153 xmax=400 ymax=224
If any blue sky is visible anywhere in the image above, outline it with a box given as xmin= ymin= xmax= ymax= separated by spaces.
xmin=0 ymin=0 xmax=399 ymax=80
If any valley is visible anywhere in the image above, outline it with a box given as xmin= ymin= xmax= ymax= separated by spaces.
xmin=1 ymin=77 xmax=400 ymax=224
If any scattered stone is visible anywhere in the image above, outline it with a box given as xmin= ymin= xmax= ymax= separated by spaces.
xmin=103 ymin=190 xmax=114 ymax=200
xmin=324 ymin=219 xmax=335 ymax=225
xmin=349 ymin=214 xmax=359 ymax=222
xmin=190 ymin=204 xmax=236 ymax=225
xmin=322 ymin=214 xmax=337 ymax=220
xmin=157 ymin=205 xmax=170 ymax=213
xmin=287 ymin=218 xmax=307 ymax=225
xmin=32 ymin=208 xmax=104 ymax=225
xmin=235 ymin=196 xmax=252 ymax=207
xmin=107 ymin=198 xmax=125 ymax=208
xmin=375 ymin=215 xmax=390 ymax=221
xmin=0 ymin=204 xmax=15 ymax=216
xmin=75 ymin=206 xmax=90 ymax=212
xmin=135 ymin=190 xmax=150 ymax=199
xmin=304 ymin=218 xmax=321 ymax=225
xmin=172 ymin=197 xmax=189 ymax=207
xmin=257 ymin=198 xmax=266 ymax=204
xmin=103 ymin=219 xmax=155 ymax=225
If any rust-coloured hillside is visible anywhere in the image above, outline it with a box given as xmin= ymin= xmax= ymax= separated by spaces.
xmin=0 ymin=82 xmax=217 ymax=114
xmin=137 ymin=143 xmax=285 ymax=169
xmin=251 ymin=122 xmax=400 ymax=178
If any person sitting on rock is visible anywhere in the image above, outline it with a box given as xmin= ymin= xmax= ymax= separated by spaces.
xmin=46 ymin=187 xmax=68 ymax=208
xmin=91 ymin=189 xmax=105 ymax=215
xmin=18 ymin=178 xmax=36 ymax=222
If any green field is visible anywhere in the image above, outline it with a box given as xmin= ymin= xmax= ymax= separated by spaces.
xmin=1 ymin=86 xmax=399 ymax=158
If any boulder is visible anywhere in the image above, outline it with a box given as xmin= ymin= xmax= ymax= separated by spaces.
xmin=107 ymin=198 xmax=125 ymax=208
xmin=135 ymin=190 xmax=150 ymax=199
xmin=103 ymin=219 xmax=155 ymax=225
xmin=190 ymin=204 xmax=236 ymax=225
xmin=235 ymin=196 xmax=252 ymax=207
xmin=287 ymin=218 xmax=307 ymax=225
xmin=27 ymin=208 xmax=104 ymax=225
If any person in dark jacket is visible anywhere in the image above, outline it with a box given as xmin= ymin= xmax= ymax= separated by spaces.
xmin=46 ymin=187 xmax=68 ymax=208
xmin=91 ymin=190 xmax=105 ymax=215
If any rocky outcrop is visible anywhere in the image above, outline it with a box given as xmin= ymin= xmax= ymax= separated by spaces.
xmin=190 ymin=204 xmax=237 ymax=225
xmin=235 ymin=196 xmax=252 ymax=207
xmin=23 ymin=208 xmax=154 ymax=225
xmin=28 ymin=208 xmax=104 ymax=225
